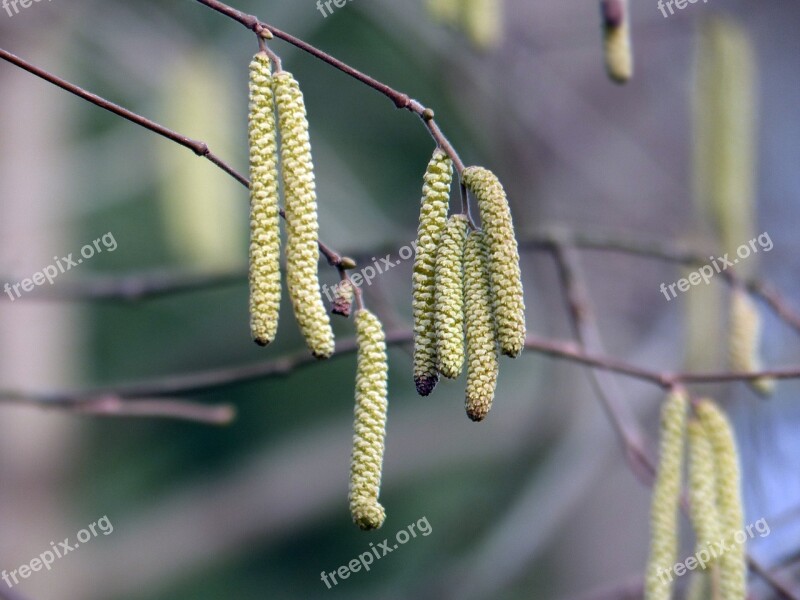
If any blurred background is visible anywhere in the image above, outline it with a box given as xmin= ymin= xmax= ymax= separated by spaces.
xmin=1 ymin=0 xmax=799 ymax=598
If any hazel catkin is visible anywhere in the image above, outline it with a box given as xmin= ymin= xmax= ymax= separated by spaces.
xmin=687 ymin=419 xmax=722 ymax=564
xmin=464 ymin=230 xmax=499 ymax=421
xmin=462 ymin=166 xmax=525 ymax=358
xmin=349 ymin=309 xmax=389 ymax=530
xmin=435 ymin=214 xmax=469 ymax=379
xmin=274 ymin=70 xmax=335 ymax=359
xmin=331 ymin=280 xmax=355 ymax=318
xmin=412 ymin=149 xmax=453 ymax=395
xmin=729 ymin=288 xmax=774 ymax=396
xmin=601 ymin=0 xmax=633 ymax=84
xmin=696 ymin=399 xmax=746 ymax=600
xmin=644 ymin=389 xmax=688 ymax=600
xmin=248 ymin=53 xmax=281 ymax=347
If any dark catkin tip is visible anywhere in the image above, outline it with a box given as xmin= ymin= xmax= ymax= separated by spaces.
xmin=331 ymin=298 xmax=352 ymax=318
xmin=415 ymin=374 xmax=439 ymax=397
xmin=601 ymin=0 xmax=624 ymax=28
xmin=254 ymin=338 xmax=270 ymax=347
xmin=466 ymin=405 xmax=489 ymax=422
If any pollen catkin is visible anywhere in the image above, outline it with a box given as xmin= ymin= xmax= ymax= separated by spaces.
xmin=435 ymin=214 xmax=469 ymax=379
xmin=601 ymin=0 xmax=633 ymax=84
xmin=274 ymin=70 xmax=335 ymax=359
xmin=463 ymin=0 xmax=503 ymax=50
xmin=248 ymin=53 xmax=281 ymax=347
xmin=697 ymin=399 xmax=746 ymax=600
xmin=729 ymin=288 xmax=774 ymax=396
xmin=462 ymin=166 xmax=525 ymax=358
xmin=331 ymin=280 xmax=355 ymax=318
xmin=687 ymin=419 xmax=722 ymax=564
xmin=644 ymin=389 xmax=688 ymax=600
xmin=349 ymin=309 xmax=389 ymax=530
xmin=464 ymin=230 xmax=499 ymax=421
xmin=413 ymin=149 xmax=453 ymax=395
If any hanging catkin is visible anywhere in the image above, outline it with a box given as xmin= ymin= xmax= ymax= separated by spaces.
xmin=462 ymin=166 xmax=525 ymax=358
xmin=413 ymin=149 xmax=453 ymax=395
xmin=729 ymin=288 xmax=774 ymax=395
xmin=697 ymin=400 xmax=746 ymax=600
xmin=464 ymin=230 xmax=499 ymax=421
xmin=687 ymin=419 xmax=722 ymax=564
xmin=274 ymin=70 xmax=335 ymax=359
xmin=248 ymin=53 xmax=281 ymax=347
xmin=435 ymin=214 xmax=469 ymax=379
xmin=349 ymin=309 xmax=389 ymax=530
xmin=463 ymin=0 xmax=503 ymax=50
xmin=331 ymin=280 xmax=355 ymax=318
xmin=601 ymin=0 xmax=633 ymax=84
xmin=644 ymin=389 xmax=688 ymax=600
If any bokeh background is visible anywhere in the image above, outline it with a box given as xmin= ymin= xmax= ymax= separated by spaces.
xmin=1 ymin=1 xmax=799 ymax=599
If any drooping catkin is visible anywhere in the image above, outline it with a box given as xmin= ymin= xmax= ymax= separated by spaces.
xmin=601 ymin=0 xmax=633 ymax=84
xmin=464 ymin=230 xmax=499 ymax=421
xmin=463 ymin=0 xmax=503 ymax=50
xmin=462 ymin=166 xmax=525 ymax=358
xmin=349 ymin=309 xmax=389 ymax=530
xmin=413 ymin=149 xmax=453 ymax=395
xmin=248 ymin=53 xmax=281 ymax=347
xmin=687 ymin=419 xmax=722 ymax=563
xmin=697 ymin=400 xmax=746 ymax=600
xmin=435 ymin=214 xmax=469 ymax=379
xmin=644 ymin=389 xmax=688 ymax=600
xmin=274 ymin=70 xmax=335 ymax=359
xmin=729 ymin=288 xmax=774 ymax=396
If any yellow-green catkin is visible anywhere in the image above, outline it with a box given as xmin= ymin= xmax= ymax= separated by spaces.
xmin=464 ymin=230 xmax=499 ymax=421
xmin=687 ymin=419 xmax=722 ymax=563
xmin=462 ymin=166 xmax=525 ymax=358
xmin=274 ymin=70 xmax=334 ymax=359
xmin=697 ymin=400 xmax=747 ymax=600
xmin=435 ymin=214 xmax=469 ymax=379
xmin=601 ymin=0 xmax=633 ymax=84
xmin=248 ymin=53 xmax=281 ymax=347
xmin=729 ymin=288 xmax=774 ymax=396
xmin=463 ymin=0 xmax=503 ymax=50
xmin=349 ymin=309 xmax=389 ymax=530
xmin=644 ymin=389 xmax=688 ymax=600
xmin=426 ymin=0 xmax=460 ymax=25
xmin=413 ymin=149 xmax=453 ymax=396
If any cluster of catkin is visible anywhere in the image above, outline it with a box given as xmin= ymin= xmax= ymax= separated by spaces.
xmin=426 ymin=0 xmax=503 ymax=50
xmin=600 ymin=0 xmax=633 ymax=83
xmin=248 ymin=52 xmax=334 ymax=359
xmin=644 ymin=390 xmax=746 ymax=600
xmin=413 ymin=151 xmax=525 ymax=421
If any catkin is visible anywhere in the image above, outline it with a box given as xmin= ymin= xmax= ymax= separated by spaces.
xmin=687 ymin=420 xmax=722 ymax=564
xmin=601 ymin=0 xmax=633 ymax=84
xmin=435 ymin=215 xmax=469 ymax=379
xmin=349 ymin=309 xmax=389 ymax=530
xmin=413 ymin=149 xmax=453 ymax=395
xmin=729 ymin=288 xmax=774 ymax=395
xmin=248 ymin=53 xmax=281 ymax=346
xmin=462 ymin=166 xmax=525 ymax=358
xmin=464 ymin=230 xmax=499 ymax=421
xmin=697 ymin=400 xmax=746 ymax=600
xmin=644 ymin=389 xmax=688 ymax=600
xmin=274 ymin=71 xmax=335 ymax=359
xmin=463 ymin=0 xmax=503 ymax=50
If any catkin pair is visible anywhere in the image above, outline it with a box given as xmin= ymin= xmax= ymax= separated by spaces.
xmin=462 ymin=166 xmax=526 ymax=358
xmin=729 ymin=288 xmax=774 ymax=395
xmin=413 ymin=149 xmax=453 ymax=395
xmin=349 ymin=309 xmax=389 ymax=530
xmin=600 ymin=0 xmax=633 ymax=84
xmin=248 ymin=53 xmax=334 ymax=357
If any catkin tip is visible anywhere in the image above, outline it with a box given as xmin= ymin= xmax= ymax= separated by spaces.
xmin=415 ymin=374 xmax=439 ymax=397
xmin=351 ymin=499 xmax=386 ymax=531
xmin=466 ymin=401 xmax=491 ymax=422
